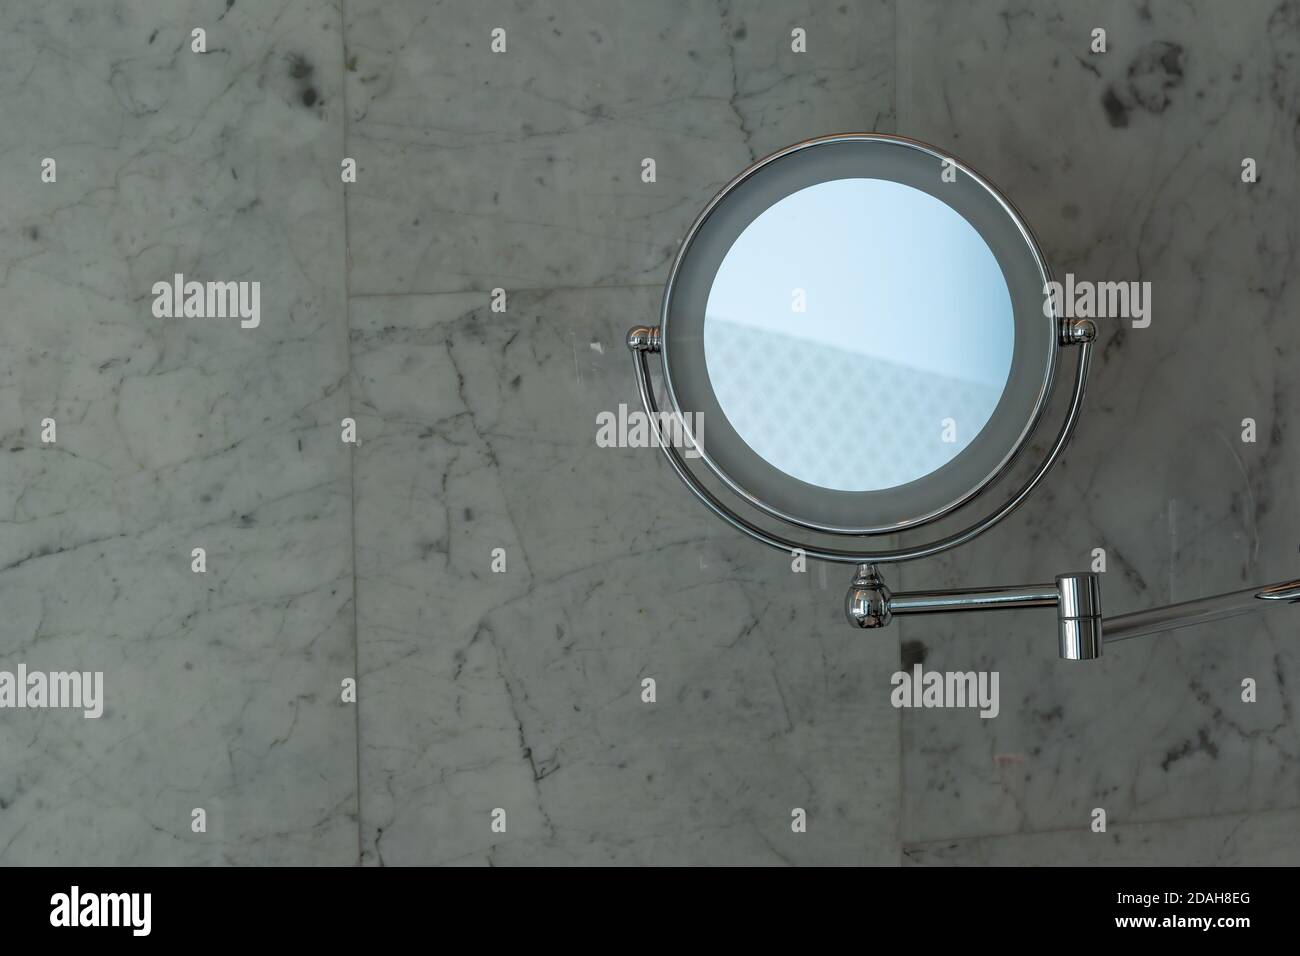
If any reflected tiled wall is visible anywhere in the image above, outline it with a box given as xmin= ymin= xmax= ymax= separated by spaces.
xmin=1 ymin=0 xmax=1297 ymax=865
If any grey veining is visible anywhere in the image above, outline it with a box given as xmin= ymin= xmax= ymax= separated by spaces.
xmin=894 ymin=0 xmax=1300 ymax=852
xmin=2 ymin=0 xmax=1297 ymax=866
xmin=343 ymin=0 xmax=893 ymax=294
xmin=0 ymin=0 xmax=356 ymax=864
xmin=349 ymin=288 xmax=900 ymax=864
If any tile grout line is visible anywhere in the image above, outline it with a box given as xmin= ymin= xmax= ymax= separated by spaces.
xmin=339 ymin=0 xmax=364 ymax=868
xmin=892 ymin=0 xmax=906 ymax=869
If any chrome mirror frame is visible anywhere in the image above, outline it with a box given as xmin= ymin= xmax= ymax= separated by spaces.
xmin=656 ymin=135 xmax=1059 ymax=535
xmin=629 ymin=133 xmax=1300 ymax=660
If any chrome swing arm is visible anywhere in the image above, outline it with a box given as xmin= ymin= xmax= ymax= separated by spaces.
xmin=628 ymin=323 xmax=1300 ymax=660
xmin=843 ymin=563 xmax=1300 ymax=661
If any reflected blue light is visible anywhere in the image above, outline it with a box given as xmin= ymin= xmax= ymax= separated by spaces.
xmin=705 ymin=178 xmax=1014 ymax=492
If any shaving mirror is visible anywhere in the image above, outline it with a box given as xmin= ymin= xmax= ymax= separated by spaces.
xmin=628 ymin=133 xmax=1300 ymax=660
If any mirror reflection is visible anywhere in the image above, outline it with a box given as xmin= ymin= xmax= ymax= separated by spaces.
xmin=703 ymin=178 xmax=1014 ymax=493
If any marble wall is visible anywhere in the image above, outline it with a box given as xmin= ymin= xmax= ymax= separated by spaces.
xmin=0 ymin=0 xmax=1296 ymax=865
xmin=894 ymin=0 xmax=1300 ymax=864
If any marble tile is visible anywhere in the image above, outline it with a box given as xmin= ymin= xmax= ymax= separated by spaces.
xmin=0 ymin=0 xmax=356 ymax=863
xmin=905 ymin=806 xmax=1300 ymax=866
xmin=342 ymin=0 xmax=894 ymax=294
xmin=8 ymin=0 xmax=1292 ymax=869
xmin=894 ymin=0 xmax=1300 ymax=843
xmin=350 ymin=288 xmax=900 ymax=865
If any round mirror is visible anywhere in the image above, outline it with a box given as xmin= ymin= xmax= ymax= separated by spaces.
xmin=704 ymin=177 xmax=1014 ymax=492
xmin=662 ymin=135 xmax=1058 ymax=534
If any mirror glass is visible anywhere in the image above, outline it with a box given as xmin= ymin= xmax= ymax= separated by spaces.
xmin=703 ymin=177 xmax=1014 ymax=492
